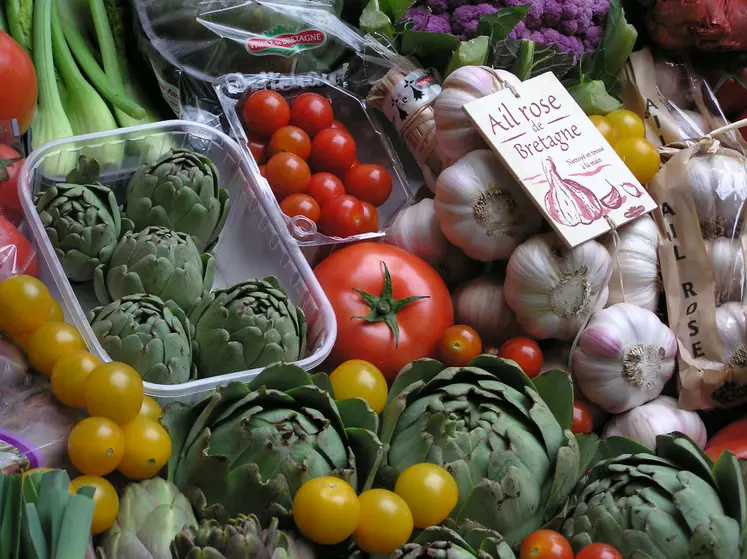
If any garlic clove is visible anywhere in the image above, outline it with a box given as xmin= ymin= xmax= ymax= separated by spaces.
xmin=452 ymin=273 xmax=521 ymax=346
xmin=705 ymin=238 xmax=745 ymax=305
xmin=715 ymin=302 xmax=747 ymax=368
xmin=386 ymin=199 xmax=450 ymax=268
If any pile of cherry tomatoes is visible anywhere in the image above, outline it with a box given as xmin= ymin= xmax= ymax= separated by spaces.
xmin=242 ymin=90 xmax=394 ymax=237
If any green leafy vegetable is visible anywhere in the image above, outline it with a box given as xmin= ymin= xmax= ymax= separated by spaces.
xmin=359 ymin=0 xmax=395 ymax=41
xmin=476 ymin=4 xmax=529 ymax=44
xmin=400 ymin=29 xmax=460 ymax=75
xmin=445 ymin=36 xmax=489 ymax=77
xmin=492 ymin=38 xmax=576 ymax=81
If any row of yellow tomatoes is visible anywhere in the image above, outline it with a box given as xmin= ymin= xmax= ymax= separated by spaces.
xmin=0 ymin=274 xmax=171 ymax=534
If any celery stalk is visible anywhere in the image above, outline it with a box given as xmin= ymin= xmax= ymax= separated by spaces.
xmin=30 ymin=0 xmax=77 ymax=174
xmin=5 ymin=0 xmax=32 ymax=53
xmin=51 ymin=0 xmax=124 ymax=167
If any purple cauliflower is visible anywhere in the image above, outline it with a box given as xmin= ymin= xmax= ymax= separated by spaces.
xmin=402 ymin=4 xmax=453 ymax=33
xmin=446 ymin=0 xmax=472 ymax=12
xmin=402 ymin=5 xmax=431 ymax=29
xmin=426 ymin=13 xmax=453 ymax=33
xmin=426 ymin=0 xmax=449 ymax=15
xmin=452 ymin=3 xmax=498 ymax=40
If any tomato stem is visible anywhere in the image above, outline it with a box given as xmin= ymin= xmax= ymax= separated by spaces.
xmin=352 ymin=261 xmax=429 ymax=347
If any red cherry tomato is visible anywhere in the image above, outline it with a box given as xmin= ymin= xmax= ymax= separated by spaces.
xmin=572 ymin=400 xmax=594 ymax=434
xmin=311 ymin=129 xmax=356 ymax=175
xmin=259 ymin=165 xmax=267 ymax=178
xmin=266 ymin=153 xmax=311 ymax=200
xmin=344 ymin=164 xmax=393 ymax=207
xmin=280 ymin=193 xmax=321 ymax=224
xmin=268 ymin=126 xmax=312 ymax=160
xmin=0 ymin=216 xmax=37 ymax=278
xmin=331 ymin=120 xmax=347 ymax=130
xmin=0 ymin=145 xmax=24 ymax=223
xmin=350 ymin=159 xmax=360 ymax=169
xmin=439 ymin=325 xmax=482 ymax=367
xmin=499 ymin=337 xmax=543 ymax=378
xmin=359 ymin=201 xmax=379 ymax=233
xmin=0 ymin=32 xmax=37 ymax=134
xmin=242 ymin=90 xmax=291 ymax=137
xmin=320 ymin=195 xmax=364 ymax=238
xmin=520 ymin=530 xmax=573 ymax=559
xmin=291 ymin=93 xmax=335 ymax=137
xmin=575 ymin=543 xmax=623 ymax=559
xmin=246 ymin=132 xmax=267 ymax=165
xmin=307 ymin=172 xmax=345 ymax=206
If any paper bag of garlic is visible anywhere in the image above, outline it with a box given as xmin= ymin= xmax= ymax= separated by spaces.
xmin=650 ymin=133 xmax=747 ymax=410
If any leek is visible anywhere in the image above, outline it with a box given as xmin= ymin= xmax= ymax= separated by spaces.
xmin=5 ymin=0 xmax=31 ymax=53
xmin=51 ymin=0 xmax=124 ymax=168
xmin=0 ymin=3 xmax=8 ymax=33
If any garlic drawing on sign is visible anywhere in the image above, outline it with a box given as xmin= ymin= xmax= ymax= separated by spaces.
xmin=600 ymin=180 xmax=625 ymax=209
xmin=543 ymin=157 xmax=603 ymax=227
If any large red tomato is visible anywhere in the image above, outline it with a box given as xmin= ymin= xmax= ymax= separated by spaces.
xmin=705 ymin=417 xmax=747 ymax=461
xmin=314 ymin=243 xmax=453 ymax=381
xmin=0 ymin=145 xmax=23 ymax=223
xmin=0 ymin=32 xmax=37 ymax=134
xmin=0 ymin=215 xmax=37 ymax=278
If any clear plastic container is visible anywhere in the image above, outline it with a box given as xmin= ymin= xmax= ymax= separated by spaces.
xmin=19 ymin=120 xmax=337 ymax=405
xmin=215 ymin=73 xmax=411 ymax=246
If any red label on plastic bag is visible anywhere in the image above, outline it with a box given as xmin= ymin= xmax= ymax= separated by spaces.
xmin=246 ymin=28 xmax=326 ymax=57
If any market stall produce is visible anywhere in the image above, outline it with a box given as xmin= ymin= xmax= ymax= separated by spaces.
xmin=6 ymin=0 xmax=747 ymax=557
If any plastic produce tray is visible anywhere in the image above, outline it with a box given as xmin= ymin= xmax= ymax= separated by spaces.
xmin=19 ymin=120 xmax=336 ymax=405
xmin=215 ymin=73 xmax=411 ymax=246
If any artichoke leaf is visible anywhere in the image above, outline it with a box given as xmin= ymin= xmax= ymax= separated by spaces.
xmin=712 ymin=451 xmax=747 ymax=531
xmin=335 ymin=398 xmax=379 ymax=433
xmin=688 ymin=515 xmax=742 ymax=559
xmin=386 ymin=359 xmax=446 ymax=405
xmin=655 ymin=434 xmax=715 ymax=485
xmin=531 ymin=369 xmax=574 ymax=432
xmin=524 ymin=389 xmax=565 ymax=464
xmin=345 ymin=427 xmax=384 ymax=493
xmin=576 ymin=433 xmax=601 ymax=478
xmin=544 ymin=439 xmax=581 ymax=517
xmin=467 ymin=354 xmax=534 ymax=395
xmin=310 ymin=372 xmax=334 ymax=397
xmin=596 ymin=437 xmax=654 ymax=462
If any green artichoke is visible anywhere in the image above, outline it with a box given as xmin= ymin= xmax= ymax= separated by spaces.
xmin=93 ymin=226 xmax=215 ymax=313
xmin=170 ymin=514 xmax=315 ymax=559
xmin=378 ymin=356 xmax=587 ymax=550
xmin=189 ymin=278 xmax=307 ymax=377
xmin=97 ymin=477 xmax=198 ymax=559
xmin=561 ymin=434 xmax=747 ymax=559
xmin=161 ymin=364 xmax=382 ymax=522
xmin=124 ymin=149 xmax=230 ymax=252
xmin=35 ymin=156 xmax=131 ymax=282
xmin=88 ymin=294 xmax=195 ymax=384
xmin=391 ymin=520 xmax=517 ymax=559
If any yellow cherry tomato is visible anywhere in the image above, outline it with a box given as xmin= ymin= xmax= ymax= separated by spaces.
xmin=606 ymin=109 xmax=645 ymax=139
xmin=614 ymin=137 xmax=661 ymax=184
xmin=354 ymin=489 xmax=414 ymax=555
xmin=27 ymin=322 xmax=86 ymax=375
xmin=86 ymin=362 xmax=144 ymax=425
xmin=117 ymin=418 xmax=171 ymax=480
xmin=292 ymin=476 xmax=360 ymax=545
xmin=51 ymin=350 xmax=102 ymax=408
xmin=47 ymin=299 xmax=64 ymax=322
xmin=589 ymin=115 xmax=619 ymax=146
xmin=139 ymin=395 xmax=163 ymax=421
xmin=394 ymin=463 xmax=458 ymax=528
xmin=329 ymin=360 xmax=388 ymax=414
xmin=0 ymin=275 xmax=53 ymax=335
xmin=71 ymin=475 xmax=119 ymax=535
xmin=67 ymin=417 xmax=125 ymax=476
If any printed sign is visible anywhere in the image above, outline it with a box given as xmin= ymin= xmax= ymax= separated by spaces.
xmin=463 ymin=72 xmax=658 ymax=248
xmin=246 ymin=26 xmax=327 ymax=57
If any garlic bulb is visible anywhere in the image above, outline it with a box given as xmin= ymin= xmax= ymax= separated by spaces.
xmin=687 ymin=142 xmax=747 ymax=238
xmin=715 ymin=303 xmax=747 ymax=369
xmin=453 ymin=274 xmax=520 ymax=346
xmin=504 ymin=233 xmax=612 ymax=340
xmin=433 ymin=244 xmax=481 ymax=289
xmin=386 ymin=199 xmax=450 ymax=268
xmin=602 ymin=215 xmax=660 ymax=311
xmin=705 ymin=238 xmax=745 ymax=305
xmin=572 ymin=303 xmax=677 ymax=413
xmin=435 ymin=150 xmax=543 ymax=262
xmin=434 ymin=67 xmax=521 ymax=162
xmin=602 ymin=395 xmax=707 ymax=450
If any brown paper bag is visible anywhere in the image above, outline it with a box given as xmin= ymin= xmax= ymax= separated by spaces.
xmin=649 ymin=139 xmax=747 ymax=410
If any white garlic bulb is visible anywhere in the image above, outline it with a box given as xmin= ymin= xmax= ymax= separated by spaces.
xmin=602 ymin=395 xmax=707 ymax=450
xmin=386 ymin=199 xmax=450 ymax=268
xmin=715 ymin=303 xmax=747 ymax=369
xmin=602 ymin=215 xmax=660 ymax=311
xmin=705 ymin=238 xmax=745 ymax=305
xmin=504 ymin=233 xmax=612 ymax=340
xmin=573 ymin=303 xmax=677 ymax=413
xmin=687 ymin=142 xmax=747 ymax=238
xmin=435 ymin=150 xmax=543 ymax=262
xmin=434 ymin=67 xmax=521 ymax=162
xmin=453 ymin=273 xmax=520 ymax=346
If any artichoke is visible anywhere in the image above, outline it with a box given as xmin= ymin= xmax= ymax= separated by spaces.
xmin=124 ymin=149 xmax=230 ymax=252
xmin=170 ymin=514 xmax=315 ymax=559
xmin=161 ymin=364 xmax=382 ymax=522
xmin=189 ymin=278 xmax=307 ymax=377
xmin=97 ymin=477 xmax=198 ymax=559
xmin=377 ymin=356 xmax=588 ymax=550
xmin=35 ymin=156 xmax=131 ymax=282
xmin=561 ymin=434 xmax=747 ymax=559
xmin=88 ymin=294 xmax=195 ymax=384
xmin=93 ymin=226 xmax=215 ymax=313
xmin=391 ymin=520 xmax=517 ymax=559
